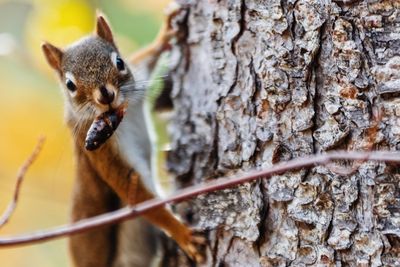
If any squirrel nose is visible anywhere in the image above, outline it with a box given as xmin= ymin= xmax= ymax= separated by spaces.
xmin=98 ymin=86 xmax=115 ymax=105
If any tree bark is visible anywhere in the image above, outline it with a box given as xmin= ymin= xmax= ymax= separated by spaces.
xmin=164 ymin=0 xmax=400 ymax=266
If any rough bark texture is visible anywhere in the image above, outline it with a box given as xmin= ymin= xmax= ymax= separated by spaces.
xmin=164 ymin=0 xmax=400 ymax=266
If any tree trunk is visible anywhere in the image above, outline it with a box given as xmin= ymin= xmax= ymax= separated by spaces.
xmin=164 ymin=1 xmax=400 ymax=266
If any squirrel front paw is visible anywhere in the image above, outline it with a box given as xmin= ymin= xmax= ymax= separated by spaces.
xmin=177 ymin=228 xmax=207 ymax=264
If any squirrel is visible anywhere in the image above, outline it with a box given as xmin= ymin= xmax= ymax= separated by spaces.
xmin=42 ymin=11 xmax=205 ymax=267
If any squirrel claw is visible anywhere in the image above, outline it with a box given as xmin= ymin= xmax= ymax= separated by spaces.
xmin=164 ymin=2 xmax=181 ymax=24
xmin=160 ymin=2 xmax=181 ymax=41
xmin=180 ymin=229 xmax=207 ymax=264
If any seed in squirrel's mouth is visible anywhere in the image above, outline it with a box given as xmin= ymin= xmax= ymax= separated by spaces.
xmin=85 ymin=105 xmax=127 ymax=151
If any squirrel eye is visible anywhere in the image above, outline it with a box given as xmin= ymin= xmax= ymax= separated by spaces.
xmin=116 ymin=56 xmax=125 ymax=71
xmin=66 ymin=79 xmax=76 ymax=92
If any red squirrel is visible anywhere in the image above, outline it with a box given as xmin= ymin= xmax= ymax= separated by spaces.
xmin=42 ymin=12 xmax=205 ymax=267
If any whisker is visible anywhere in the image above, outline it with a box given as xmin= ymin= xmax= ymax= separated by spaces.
xmin=120 ymin=75 xmax=168 ymax=92
xmin=123 ymin=94 xmax=147 ymax=106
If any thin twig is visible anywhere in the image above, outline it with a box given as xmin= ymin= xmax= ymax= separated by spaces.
xmin=0 ymin=136 xmax=46 ymax=229
xmin=0 ymin=150 xmax=399 ymax=247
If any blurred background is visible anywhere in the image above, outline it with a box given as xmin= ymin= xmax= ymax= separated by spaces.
xmin=0 ymin=0 xmax=170 ymax=266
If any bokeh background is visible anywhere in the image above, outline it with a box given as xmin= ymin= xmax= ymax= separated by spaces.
xmin=0 ymin=0 xmax=170 ymax=266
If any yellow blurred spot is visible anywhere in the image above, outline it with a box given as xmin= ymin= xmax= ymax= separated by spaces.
xmin=26 ymin=0 xmax=94 ymax=75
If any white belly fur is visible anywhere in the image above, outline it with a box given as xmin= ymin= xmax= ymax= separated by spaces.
xmin=115 ymin=99 xmax=162 ymax=196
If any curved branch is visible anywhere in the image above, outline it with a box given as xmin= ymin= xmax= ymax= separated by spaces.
xmin=0 ymin=136 xmax=45 ymax=229
xmin=0 ymin=150 xmax=399 ymax=247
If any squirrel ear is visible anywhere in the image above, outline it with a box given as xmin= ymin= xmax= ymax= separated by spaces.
xmin=95 ymin=12 xmax=114 ymax=45
xmin=42 ymin=42 xmax=63 ymax=73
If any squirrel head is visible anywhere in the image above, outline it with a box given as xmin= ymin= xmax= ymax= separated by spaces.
xmin=42 ymin=13 xmax=135 ymax=119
